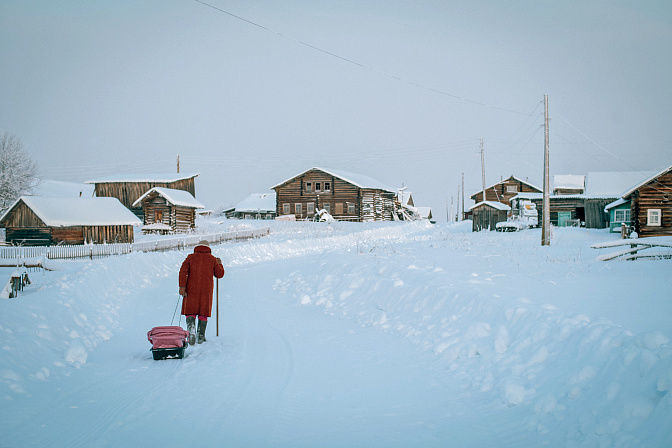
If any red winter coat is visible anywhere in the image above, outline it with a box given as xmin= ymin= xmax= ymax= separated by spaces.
xmin=179 ymin=245 xmax=225 ymax=317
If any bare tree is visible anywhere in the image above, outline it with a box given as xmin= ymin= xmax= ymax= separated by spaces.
xmin=0 ymin=132 xmax=39 ymax=213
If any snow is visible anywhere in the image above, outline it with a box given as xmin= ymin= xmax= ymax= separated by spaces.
xmin=132 ymin=187 xmax=204 ymax=209
xmin=553 ymin=174 xmax=585 ymax=191
xmin=469 ymin=200 xmax=511 ymax=211
xmin=271 ymin=167 xmax=396 ymax=192
xmin=1 ymin=196 xmax=142 ymax=227
xmin=585 ymin=171 xmax=657 ymax=198
xmin=32 ymin=180 xmax=95 ymax=198
xmin=84 ymin=173 xmax=199 ymax=184
xmin=233 ymin=192 xmax=277 ymax=213
xmin=1 ymin=220 xmax=671 ymax=447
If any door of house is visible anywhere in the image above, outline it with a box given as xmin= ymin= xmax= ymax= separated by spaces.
xmin=557 ymin=211 xmax=572 ymax=227
xmin=155 ymin=210 xmax=163 ymax=223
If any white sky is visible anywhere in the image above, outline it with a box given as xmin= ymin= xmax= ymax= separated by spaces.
xmin=1 ymin=0 xmax=671 ymax=219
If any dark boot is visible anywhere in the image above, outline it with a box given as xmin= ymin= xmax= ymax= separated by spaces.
xmin=186 ymin=316 xmax=196 ymax=346
xmin=197 ymin=319 xmax=207 ymax=344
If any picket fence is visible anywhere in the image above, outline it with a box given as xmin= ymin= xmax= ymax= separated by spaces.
xmin=0 ymin=227 xmax=270 ymax=261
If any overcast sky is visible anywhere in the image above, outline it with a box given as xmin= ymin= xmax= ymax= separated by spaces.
xmin=2 ymin=0 xmax=671 ymax=219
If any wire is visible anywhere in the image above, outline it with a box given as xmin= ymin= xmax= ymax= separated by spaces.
xmin=192 ymin=0 xmax=533 ymax=116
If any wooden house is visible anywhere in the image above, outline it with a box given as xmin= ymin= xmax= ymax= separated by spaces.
xmin=470 ymin=176 xmax=542 ymax=205
xmin=271 ymin=168 xmax=396 ymax=222
xmin=622 ymin=165 xmax=672 ymax=237
xmin=605 ymin=198 xmax=631 ymax=233
xmin=86 ymin=173 xmax=199 ymax=219
xmin=133 ymin=187 xmax=204 ymax=234
xmin=553 ymin=175 xmax=585 ymax=195
xmin=511 ymin=171 xmax=658 ymax=229
xmin=225 ymin=193 xmax=277 ymax=220
xmin=469 ymin=201 xmax=510 ymax=232
xmin=0 ymin=196 xmax=141 ymax=246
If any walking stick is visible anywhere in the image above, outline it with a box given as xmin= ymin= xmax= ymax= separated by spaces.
xmin=216 ymin=277 xmax=219 ymax=337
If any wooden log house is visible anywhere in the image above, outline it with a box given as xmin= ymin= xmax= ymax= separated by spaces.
xmin=470 ymin=176 xmax=542 ymax=205
xmin=133 ymin=187 xmax=204 ymax=233
xmin=0 ymin=197 xmax=141 ymax=246
xmin=469 ymin=201 xmax=510 ymax=231
xmin=85 ymin=173 xmax=199 ymax=220
xmin=271 ymin=168 xmax=396 ymax=222
xmin=224 ymin=193 xmax=277 ymax=220
xmin=622 ymin=165 xmax=672 ymax=237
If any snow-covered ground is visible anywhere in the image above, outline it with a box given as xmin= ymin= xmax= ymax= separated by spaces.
xmin=1 ymin=219 xmax=671 ymax=447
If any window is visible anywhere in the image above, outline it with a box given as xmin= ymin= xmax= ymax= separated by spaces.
xmin=506 ymin=185 xmax=518 ymax=193
xmin=348 ymin=203 xmax=355 ymax=214
xmin=324 ymin=203 xmax=330 ymax=213
xmin=266 ymin=214 xmax=273 ymax=220
xmin=324 ymin=182 xmax=331 ymax=192
xmin=315 ymin=182 xmax=321 ymax=191
xmin=295 ymin=203 xmax=302 ymax=215
xmin=283 ymin=203 xmax=290 ymax=214
xmin=614 ymin=209 xmax=630 ymax=223
xmin=307 ymin=202 xmax=315 ymax=214
xmin=306 ymin=182 xmax=312 ymax=193
xmin=647 ymin=209 xmax=661 ymax=226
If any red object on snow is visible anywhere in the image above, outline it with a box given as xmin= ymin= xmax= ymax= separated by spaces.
xmin=147 ymin=326 xmax=189 ymax=360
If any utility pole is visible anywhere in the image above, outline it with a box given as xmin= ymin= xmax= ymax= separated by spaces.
xmin=480 ymin=137 xmax=486 ymax=202
xmin=541 ymin=94 xmax=551 ymax=246
xmin=461 ymin=173 xmax=465 ymax=221
xmin=177 ymin=154 xmax=180 ymax=173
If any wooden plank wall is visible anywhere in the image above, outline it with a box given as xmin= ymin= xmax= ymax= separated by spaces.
xmin=94 ymin=178 xmax=196 ymax=219
xmin=471 ymin=178 xmax=541 ymax=205
xmin=142 ymin=196 xmax=196 ymax=233
xmin=1 ymin=201 xmax=46 ymax=227
xmin=275 ymin=170 xmax=362 ymax=221
xmin=631 ymin=171 xmax=672 ymax=237
xmin=471 ymin=206 xmax=507 ymax=231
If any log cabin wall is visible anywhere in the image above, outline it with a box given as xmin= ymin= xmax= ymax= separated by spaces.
xmin=141 ymin=195 xmax=196 ymax=233
xmin=2 ymin=200 xmax=51 ymax=245
xmin=471 ymin=177 xmax=541 ymax=205
xmin=274 ymin=169 xmax=394 ymax=222
xmin=471 ymin=205 xmax=508 ymax=231
xmin=630 ymin=171 xmax=672 ymax=237
xmin=94 ymin=178 xmax=196 ymax=219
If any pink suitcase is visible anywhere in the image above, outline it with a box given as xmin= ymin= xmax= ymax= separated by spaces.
xmin=147 ymin=326 xmax=190 ymax=360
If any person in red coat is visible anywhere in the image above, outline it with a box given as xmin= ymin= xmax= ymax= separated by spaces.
xmin=179 ymin=240 xmax=225 ymax=345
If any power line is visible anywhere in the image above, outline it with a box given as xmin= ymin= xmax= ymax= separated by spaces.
xmin=192 ymin=0 xmax=533 ymax=116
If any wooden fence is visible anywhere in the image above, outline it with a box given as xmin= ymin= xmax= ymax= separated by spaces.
xmin=0 ymin=227 xmax=270 ymax=261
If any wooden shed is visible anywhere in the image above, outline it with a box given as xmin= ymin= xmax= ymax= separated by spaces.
xmin=133 ymin=187 xmax=204 ymax=234
xmin=469 ymin=201 xmax=511 ymax=232
xmin=225 ymin=193 xmax=277 ymax=220
xmin=622 ymin=165 xmax=672 ymax=237
xmin=0 ymin=196 xmax=141 ymax=246
xmin=86 ymin=173 xmax=199 ymax=220
xmin=271 ymin=167 xmax=396 ymax=222
xmin=470 ymin=175 xmax=542 ymax=205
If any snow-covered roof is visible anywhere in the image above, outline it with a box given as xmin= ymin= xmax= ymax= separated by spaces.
xmin=604 ymin=198 xmax=629 ymax=212
xmin=585 ymin=171 xmax=657 ymax=197
xmin=132 ymin=187 xmax=204 ymax=209
xmin=1 ymin=196 xmax=142 ymax=227
xmin=85 ymin=173 xmax=199 ymax=184
xmin=33 ymin=180 xmax=95 ymax=198
xmin=622 ymin=164 xmax=672 ymax=198
xmin=416 ymin=207 xmax=432 ymax=219
xmin=511 ymin=193 xmax=543 ymax=200
xmin=234 ymin=193 xmax=276 ymax=213
xmin=553 ymin=175 xmax=585 ymax=191
xmin=469 ymin=201 xmax=511 ymax=212
xmin=271 ymin=167 xmax=395 ymax=193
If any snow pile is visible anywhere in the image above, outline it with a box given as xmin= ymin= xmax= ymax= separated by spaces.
xmin=0 ymin=220 xmax=670 ymax=447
